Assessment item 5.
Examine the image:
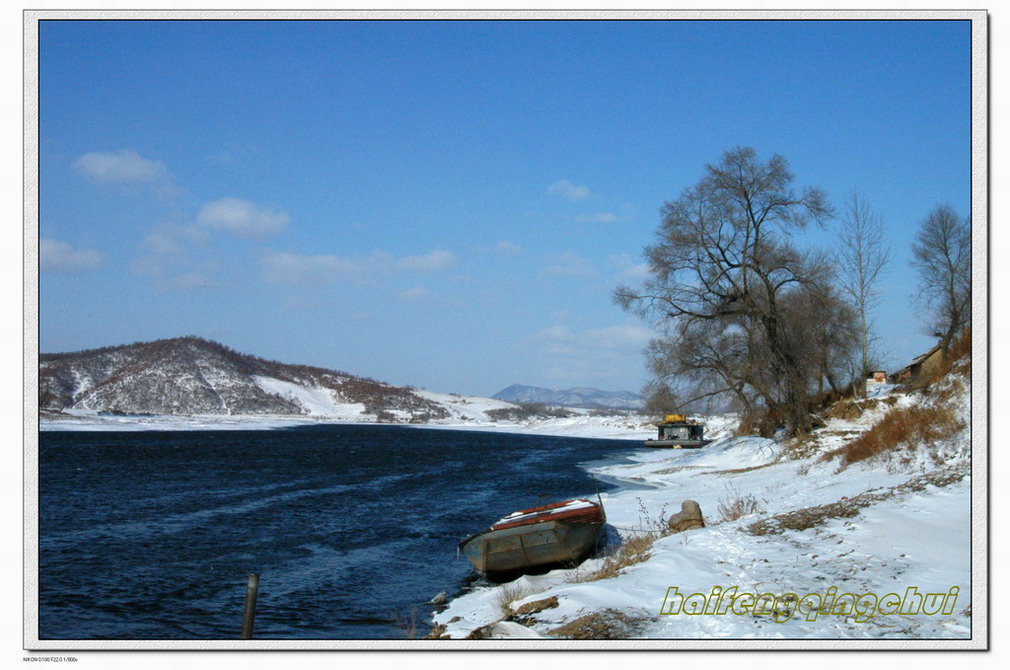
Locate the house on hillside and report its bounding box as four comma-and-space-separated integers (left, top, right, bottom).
865, 370, 888, 395
891, 343, 944, 383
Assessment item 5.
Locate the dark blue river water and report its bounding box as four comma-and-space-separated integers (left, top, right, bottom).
38, 424, 640, 640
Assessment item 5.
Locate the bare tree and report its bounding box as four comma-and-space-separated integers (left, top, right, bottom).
911, 204, 971, 360
781, 281, 861, 396
643, 316, 761, 416
615, 147, 836, 435
836, 193, 891, 394
640, 379, 681, 416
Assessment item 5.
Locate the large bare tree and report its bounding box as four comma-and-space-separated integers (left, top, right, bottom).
911, 204, 971, 360
616, 147, 839, 435
836, 193, 891, 392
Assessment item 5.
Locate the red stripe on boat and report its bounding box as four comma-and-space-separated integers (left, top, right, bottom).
490, 498, 605, 530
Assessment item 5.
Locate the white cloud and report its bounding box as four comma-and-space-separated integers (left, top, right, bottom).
398, 286, 436, 302
40, 238, 105, 273
140, 223, 208, 256
140, 231, 184, 257
531, 323, 655, 384
130, 255, 166, 276
544, 251, 597, 278
576, 212, 618, 223
397, 250, 458, 272
132, 223, 211, 277
155, 272, 216, 293
74, 150, 170, 185
259, 248, 459, 287
260, 250, 393, 286
132, 200, 284, 282
535, 324, 653, 354
548, 179, 591, 201
197, 198, 290, 241
607, 253, 651, 280
496, 240, 523, 255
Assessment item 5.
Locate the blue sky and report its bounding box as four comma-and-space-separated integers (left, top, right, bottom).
37, 19, 973, 397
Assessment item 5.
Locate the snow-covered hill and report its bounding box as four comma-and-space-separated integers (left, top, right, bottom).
40, 337, 451, 423
39, 337, 655, 433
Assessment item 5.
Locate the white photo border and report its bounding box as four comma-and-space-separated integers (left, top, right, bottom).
23, 7, 989, 652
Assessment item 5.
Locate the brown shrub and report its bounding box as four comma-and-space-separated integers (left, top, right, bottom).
547, 609, 651, 639
582, 534, 656, 582
820, 405, 963, 468
948, 327, 971, 363
494, 582, 533, 618
717, 489, 765, 522
807, 383, 861, 411
424, 623, 449, 639
513, 596, 559, 616
737, 408, 782, 437
747, 463, 968, 536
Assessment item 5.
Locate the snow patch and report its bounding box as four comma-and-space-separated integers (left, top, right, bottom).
252, 376, 343, 415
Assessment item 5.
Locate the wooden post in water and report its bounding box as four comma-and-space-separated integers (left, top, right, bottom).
240, 573, 260, 639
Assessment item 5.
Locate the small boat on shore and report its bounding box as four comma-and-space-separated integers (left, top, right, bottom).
458, 498, 606, 579
645, 414, 708, 448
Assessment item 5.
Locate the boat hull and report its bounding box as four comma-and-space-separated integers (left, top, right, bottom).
643, 438, 707, 448
460, 518, 603, 575
459, 498, 606, 577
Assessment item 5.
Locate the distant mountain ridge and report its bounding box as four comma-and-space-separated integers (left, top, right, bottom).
492, 384, 643, 410
39, 336, 450, 422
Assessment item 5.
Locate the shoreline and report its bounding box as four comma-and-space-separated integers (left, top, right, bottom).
37, 411, 657, 441
427, 393, 972, 641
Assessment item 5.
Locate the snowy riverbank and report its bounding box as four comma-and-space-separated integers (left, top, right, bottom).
37, 390, 662, 441
429, 383, 974, 644
36, 375, 977, 646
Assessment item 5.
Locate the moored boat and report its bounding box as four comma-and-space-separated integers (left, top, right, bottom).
458, 498, 606, 579
644, 414, 708, 448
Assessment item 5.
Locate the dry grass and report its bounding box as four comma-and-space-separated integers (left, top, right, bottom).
819, 405, 963, 469
395, 606, 422, 639
747, 462, 968, 536
746, 497, 864, 536
423, 622, 449, 639
928, 327, 972, 385
652, 465, 706, 475
513, 595, 559, 617
574, 533, 656, 583
568, 495, 697, 582
950, 326, 971, 358
717, 487, 765, 522
736, 408, 781, 437
702, 462, 777, 476
548, 609, 652, 639
494, 582, 533, 618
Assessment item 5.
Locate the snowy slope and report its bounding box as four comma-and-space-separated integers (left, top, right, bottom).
251, 376, 366, 418
431, 379, 974, 643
